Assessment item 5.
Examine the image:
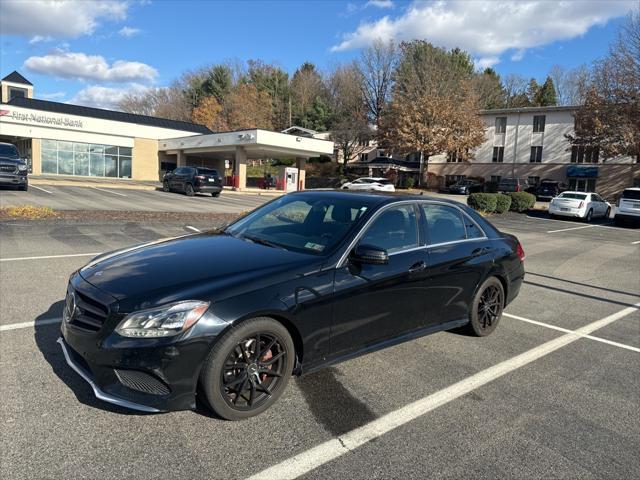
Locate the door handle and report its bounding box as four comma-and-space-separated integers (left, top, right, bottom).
408, 261, 427, 273
471, 247, 491, 257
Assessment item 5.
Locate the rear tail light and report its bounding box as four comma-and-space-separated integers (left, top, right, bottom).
516, 242, 525, 262
515, 185, 521, 192
578, 201, 584, 208
195, 175, 205, 181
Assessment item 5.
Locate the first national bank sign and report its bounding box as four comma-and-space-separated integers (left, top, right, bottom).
0, 109, 84, 128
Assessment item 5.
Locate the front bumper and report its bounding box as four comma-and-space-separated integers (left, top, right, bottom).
0, 174, 27, 185
57, 337, 161, 412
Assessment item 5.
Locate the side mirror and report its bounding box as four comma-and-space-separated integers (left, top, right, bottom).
351, 244, 389, 265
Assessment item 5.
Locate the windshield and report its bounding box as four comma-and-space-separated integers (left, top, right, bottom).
559, 193, 587, 200
0, 144, 20, 159
225, 195, 373, 255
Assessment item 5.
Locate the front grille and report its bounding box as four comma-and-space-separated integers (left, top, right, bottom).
66, 288, 109, 332
0, 164, 17, 174
114, 369, 171, 396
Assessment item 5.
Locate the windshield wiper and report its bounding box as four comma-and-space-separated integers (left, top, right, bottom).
241, 234, 286, 250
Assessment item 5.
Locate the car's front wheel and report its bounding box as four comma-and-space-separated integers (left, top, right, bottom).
163, 181, 170, 192
200, 317, 295, 420
465, 276, 504, 337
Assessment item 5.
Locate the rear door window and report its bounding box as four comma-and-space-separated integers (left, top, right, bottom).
421, 204, 467, 244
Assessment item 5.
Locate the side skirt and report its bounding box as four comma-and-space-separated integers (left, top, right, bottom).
299, 318, 469, 376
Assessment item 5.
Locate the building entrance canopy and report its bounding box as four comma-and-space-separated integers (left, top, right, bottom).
159, 129, 333, 190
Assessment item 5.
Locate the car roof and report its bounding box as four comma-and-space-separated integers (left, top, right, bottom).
623, 187, 640, 191
290, 189, 468, 208
559, 191, 590, 195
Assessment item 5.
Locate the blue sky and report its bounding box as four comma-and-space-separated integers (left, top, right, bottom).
0, 0, 635, 109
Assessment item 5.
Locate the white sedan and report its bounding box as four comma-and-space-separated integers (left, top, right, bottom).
549, 191, 611, 222
342, 177, 395, 192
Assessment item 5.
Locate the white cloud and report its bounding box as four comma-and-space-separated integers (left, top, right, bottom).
366, 0, 394, 8
510, 49, 525, 62
118, 26, 140, 37
70, 84, 149, 110
39, 91, 67, 100
24, 50, 158, 83
0, 0, 128, 39
331, 0, 636, 66
476, 56, 500, 70
29, 35, 53, 45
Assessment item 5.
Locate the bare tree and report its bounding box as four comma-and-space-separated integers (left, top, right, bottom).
117, 84, 192, 121
357, 39, 398, 129
549, 64, 592, 106
503, 74, 530, 107
328, 64, 372, 171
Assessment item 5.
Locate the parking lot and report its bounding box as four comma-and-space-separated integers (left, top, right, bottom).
0, 184, 271, 214
0, 192, 639, 479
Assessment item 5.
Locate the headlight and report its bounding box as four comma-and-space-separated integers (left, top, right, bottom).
115, 300, 210, 338
18, 164, 28, 172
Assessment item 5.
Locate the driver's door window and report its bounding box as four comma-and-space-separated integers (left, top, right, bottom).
359, 204, 418, 254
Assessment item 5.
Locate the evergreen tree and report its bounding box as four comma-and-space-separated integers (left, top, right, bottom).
526, 78, 540, 105
535, 76, 558, 106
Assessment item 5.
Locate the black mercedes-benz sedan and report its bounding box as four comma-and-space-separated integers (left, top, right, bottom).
59, 191, 525, 420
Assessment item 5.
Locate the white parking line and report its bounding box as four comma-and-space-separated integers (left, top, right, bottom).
0, 318, 61, 332
30, 184, 53, 194
246, 303, 639, 480
547, 224, 599, 233
185, 225, 201, 233
0, 252, 100, 262
630, 240, 640, 245
92, 186, 127, 197
504, 312, 640, 353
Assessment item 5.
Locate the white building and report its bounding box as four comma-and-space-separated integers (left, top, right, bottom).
0, 71, 333, 190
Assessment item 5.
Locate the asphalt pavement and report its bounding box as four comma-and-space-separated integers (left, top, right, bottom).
0, 200, 639, 479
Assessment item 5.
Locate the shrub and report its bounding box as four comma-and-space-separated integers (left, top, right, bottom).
508, 192, 536, 212
405, 177, 415, 189
495, 194, 512, 214
467, 193, 497, 213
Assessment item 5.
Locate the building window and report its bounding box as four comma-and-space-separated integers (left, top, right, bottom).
571, 145, 599, 163
533, 115, 546, 133
528, 176, 540, 187
568, 178, 597, 192
359, 153, 368, 162
445, 175, 466, 186
8, 87, 27, 101
492, 146, 504, 163
495, 117, 507, 134
530, 146, 543, 163
41, 139, 132, 178
447, 151, 463, 163
490, 175, 501, 183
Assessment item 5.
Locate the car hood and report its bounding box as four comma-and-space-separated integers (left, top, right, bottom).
0, 157, 22, 164
79, 232, 319, 307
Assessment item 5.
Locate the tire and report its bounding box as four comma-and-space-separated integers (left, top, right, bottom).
163, 181, 170, 192
211, 192, 220, 197
19, 181, 28, 191
200, 317, 295, 421
615, 217, 625, 227
185, 183, 195, 196
464, 276, 505, 337
585, 209, 593, 223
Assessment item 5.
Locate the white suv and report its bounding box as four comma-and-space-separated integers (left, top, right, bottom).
549, 191, 611, 222
615, 188, 640, 226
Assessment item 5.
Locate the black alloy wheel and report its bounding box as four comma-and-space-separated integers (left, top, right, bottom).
212, 192, 220, 197
163, 181, 170, 192
185, 183, 195, 196
200, 317, 294, 420
465, 276, 504, 337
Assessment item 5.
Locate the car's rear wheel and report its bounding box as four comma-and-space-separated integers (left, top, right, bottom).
212, 192, 220, 197
465, 277, 504, 337
200, 317, 295, 420
162, 181, 170, 192
585, 208, 593, 222
185, 183, 195, 196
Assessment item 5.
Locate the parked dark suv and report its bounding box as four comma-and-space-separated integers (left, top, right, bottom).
498, 177, 529, 193
448, 179, 484, 194
0, 142, 29, 191
162, 167, 223, 197
535, 180, 567, 201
